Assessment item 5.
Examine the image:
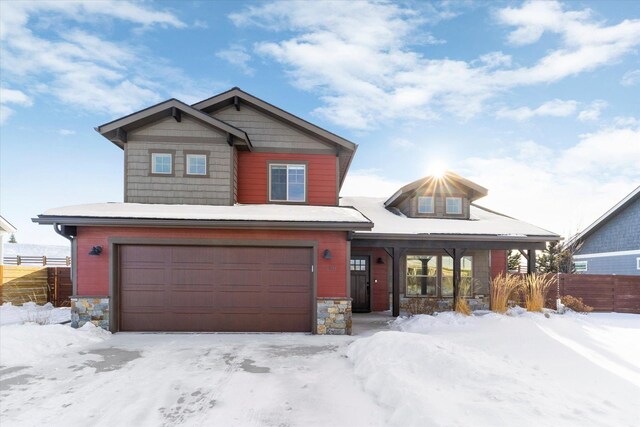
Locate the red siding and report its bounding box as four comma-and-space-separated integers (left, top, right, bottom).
491, 250, 507, 278
237, 152, 337, 205
76, 227, 348, 298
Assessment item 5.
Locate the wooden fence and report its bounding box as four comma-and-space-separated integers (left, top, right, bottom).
0, 265, 72, 307
558, 274, 640, 313
3, 255, 71, 266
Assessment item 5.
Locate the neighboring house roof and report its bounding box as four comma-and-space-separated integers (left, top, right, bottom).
340, 197, 560, 242
565, 185, 640, 249
385, 171, 489, 207
3, 243, 70, 258
0, 215, 17, 234
33, 203, 373, 231
95, 98, 252, 150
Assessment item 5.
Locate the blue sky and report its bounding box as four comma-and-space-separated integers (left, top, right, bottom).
1, 0, 639, 245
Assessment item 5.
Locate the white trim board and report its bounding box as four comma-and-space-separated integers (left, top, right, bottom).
573, 249, 640, 259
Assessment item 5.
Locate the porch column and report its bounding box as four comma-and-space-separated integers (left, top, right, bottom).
527, 249, 536, 274
452, 249, 461, 309
392, 246, 401, 317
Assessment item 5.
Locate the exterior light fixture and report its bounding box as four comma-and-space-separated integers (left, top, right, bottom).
323, 249, 332, 260
377, 257, 385, 264
88, 246, 103, 256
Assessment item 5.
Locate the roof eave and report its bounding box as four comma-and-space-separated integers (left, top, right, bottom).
352, 232, 561, 243
32, 216, 373, 231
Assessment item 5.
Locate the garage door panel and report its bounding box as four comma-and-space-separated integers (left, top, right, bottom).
119, 245, 313, 332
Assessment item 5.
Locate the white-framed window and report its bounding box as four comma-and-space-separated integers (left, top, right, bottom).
269, 164, 306, 202
186, 154, 207, 176
636, 257, 640, 270
151, 153, 172, 174
418, 196, 434, 214
445, 197, 462, 214
574, 261, 588, 272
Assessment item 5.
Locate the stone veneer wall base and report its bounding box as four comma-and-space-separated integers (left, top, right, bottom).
316, 298, 352, 335
71, 296, 110, 330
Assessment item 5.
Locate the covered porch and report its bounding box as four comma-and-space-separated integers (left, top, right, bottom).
351, 236, 545, 317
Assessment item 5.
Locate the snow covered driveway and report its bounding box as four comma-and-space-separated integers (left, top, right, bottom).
1, 310, 639, 427
0, 317, 388, 427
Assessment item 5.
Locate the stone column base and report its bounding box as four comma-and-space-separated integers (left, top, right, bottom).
316, 298, 352, 335
71, 296, 110, 330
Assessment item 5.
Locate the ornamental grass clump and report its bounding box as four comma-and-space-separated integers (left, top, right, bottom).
521, 274, 556, 312
454, 279, 473, 316
490, 273, 521, 313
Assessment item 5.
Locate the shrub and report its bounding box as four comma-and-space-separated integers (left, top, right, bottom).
561, 295, 593, 313
490, 273, 521, 313
454, 298, 472, 316
520, 274, 556, 312
401, 297, 438, 315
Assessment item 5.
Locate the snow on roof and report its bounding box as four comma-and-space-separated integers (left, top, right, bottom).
37, 202, 372, 225
340, 197, 559, 239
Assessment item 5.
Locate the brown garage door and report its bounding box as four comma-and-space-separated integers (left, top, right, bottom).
119, 245, 313, 332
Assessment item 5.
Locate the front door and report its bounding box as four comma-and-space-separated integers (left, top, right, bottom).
350, 256, 370, 312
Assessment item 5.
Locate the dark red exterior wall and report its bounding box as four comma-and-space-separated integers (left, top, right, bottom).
76, 227, 347, 298
491, 250, 507, 278
237, 152, 337, 205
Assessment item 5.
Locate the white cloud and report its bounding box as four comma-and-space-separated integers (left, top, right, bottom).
340, 169, 405, 197
216, 45, 255, 76
613, 116, 639, 127
0, 1, 212, 122
577, 100, 607, 122
496, 99, 577, 121
58, 129, 76, 136
460, 125, 640, 238
390, 138, 417, 149
229, 1, 640, 130
0, 87, 32, 125
621, 69, 640, 86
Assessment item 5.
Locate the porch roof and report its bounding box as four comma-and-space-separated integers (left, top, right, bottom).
340, 197, 560, 243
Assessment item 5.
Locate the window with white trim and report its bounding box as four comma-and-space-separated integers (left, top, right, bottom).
418, 196, 434, 214
445, 197, 462, 214
186, 154, 207, 176
269, 164, 306, 202
151, 153, 172, 174
574, 261, 588, 272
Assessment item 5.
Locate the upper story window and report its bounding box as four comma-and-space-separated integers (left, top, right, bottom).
445, 197, 462, 214
269, 163, 306, 202
186, 154, 207, 176
574, 261, 588, 272
418, 196, 434, 214
151, 152, 172, 175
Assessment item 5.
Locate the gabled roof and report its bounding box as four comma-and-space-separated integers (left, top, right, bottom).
192, 87, 357, 152
341, 197, 560, 242
565, 185, 640, 249
0, 215, 17, 234
96, 98, 252, 150
385, 171, 489, 207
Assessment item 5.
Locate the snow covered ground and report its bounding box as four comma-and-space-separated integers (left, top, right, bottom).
0, 302, 71, 326
1, 307, 638, 427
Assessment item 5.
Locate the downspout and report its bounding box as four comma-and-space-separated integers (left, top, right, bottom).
54, 223, 77, 296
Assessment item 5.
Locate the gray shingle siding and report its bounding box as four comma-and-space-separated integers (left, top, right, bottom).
574, 254, 640, 276
575, 197, 640, 254
125, 116, 233, 205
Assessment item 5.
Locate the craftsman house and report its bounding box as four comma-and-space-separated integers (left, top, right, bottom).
566, 185, 640, 275
34, 87, 559, 334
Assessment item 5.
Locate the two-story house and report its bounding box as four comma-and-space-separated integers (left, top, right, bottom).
34, 88, 559, 334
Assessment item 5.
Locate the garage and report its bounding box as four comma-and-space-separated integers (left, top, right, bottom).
118, 245, 313, 332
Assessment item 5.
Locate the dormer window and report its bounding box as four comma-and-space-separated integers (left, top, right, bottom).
151, 152, 173, 175
269, 163, 306, 202
446, 197, 462, 214
418, 196, 434, 214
